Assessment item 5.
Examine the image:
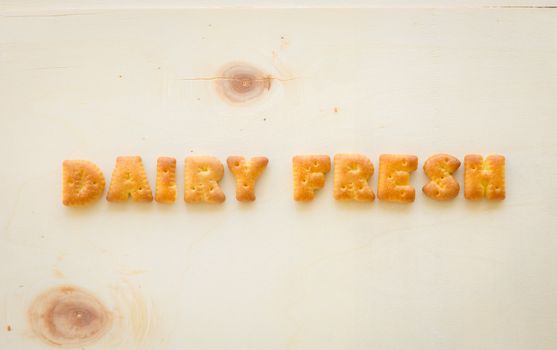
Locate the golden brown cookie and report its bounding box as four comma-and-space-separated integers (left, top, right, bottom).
106, 156, 153, 202
333, 154, 375, 201
377, 154, 418, 203
184, 156, 225, 204
292, 155, 331, 201
155, 157, 176, 204
422, 154, 461, 201
464, 154, 505, 200
62, 160, 105, 206
227, 156, 269, 202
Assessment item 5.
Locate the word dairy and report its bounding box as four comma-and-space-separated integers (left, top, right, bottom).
62, 153, 505, 206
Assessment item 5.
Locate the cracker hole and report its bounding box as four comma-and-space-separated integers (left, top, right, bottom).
234, 162, 240, 167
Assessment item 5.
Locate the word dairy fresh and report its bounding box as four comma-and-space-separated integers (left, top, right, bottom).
62, 153, 505, 206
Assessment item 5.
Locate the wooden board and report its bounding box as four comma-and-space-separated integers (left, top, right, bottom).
1, 2, 556, 349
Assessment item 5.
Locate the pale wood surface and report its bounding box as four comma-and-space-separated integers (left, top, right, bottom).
1, 4, 556, 350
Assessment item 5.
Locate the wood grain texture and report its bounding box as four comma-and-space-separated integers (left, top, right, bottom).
0, 5, 556, 350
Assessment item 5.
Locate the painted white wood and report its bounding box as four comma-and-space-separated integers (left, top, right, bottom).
1, 5, 556, 350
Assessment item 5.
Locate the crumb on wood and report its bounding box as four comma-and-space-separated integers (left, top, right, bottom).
6, 325, 11, 332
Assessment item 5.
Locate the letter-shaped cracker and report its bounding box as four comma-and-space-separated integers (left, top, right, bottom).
184, 156, 225, 203
227, 156, 268, 202
422, 154, 461, 201
292, 155, 331, 201
156, 157, 176, 203
333, 154, 375, 201
377, 154, 418, 203
464, 154, 505, 200
62, 160, 105, 206
106, 156, 153, 202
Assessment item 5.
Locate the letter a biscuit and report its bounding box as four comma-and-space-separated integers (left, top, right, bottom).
107, 156, 153, 202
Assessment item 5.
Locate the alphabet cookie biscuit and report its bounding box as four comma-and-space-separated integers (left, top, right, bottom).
62, 160, 105, 206
292, 155, 331, 201
422, 154, 461, 201
184, 156, 225, 203
333, 154, 375, 201
227, 156, 268, 202
155, 157, 177, 203
106, 156, 153, 202
377, 154, 418, 203
464, 154, 505, 200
